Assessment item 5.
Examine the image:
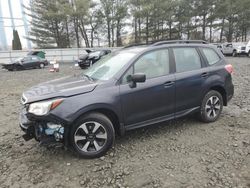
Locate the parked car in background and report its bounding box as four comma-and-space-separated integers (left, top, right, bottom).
212, 42, 248, 57
78, 49, 111, 69
234, 43, 247, 56
2, 56, 48, 71
221, 43, 237, 56
19, 40, 234, 158
246, 40, 250, 57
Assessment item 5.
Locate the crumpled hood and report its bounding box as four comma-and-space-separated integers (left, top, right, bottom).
22, 75, 98, 104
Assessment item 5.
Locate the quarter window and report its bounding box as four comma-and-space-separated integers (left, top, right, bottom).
173, 48, 201, 73
202, 48, 220, 65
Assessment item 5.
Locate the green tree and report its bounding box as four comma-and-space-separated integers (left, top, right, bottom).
12, 30, 22, 50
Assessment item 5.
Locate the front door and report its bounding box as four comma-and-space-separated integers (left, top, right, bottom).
119, 49, 175, 127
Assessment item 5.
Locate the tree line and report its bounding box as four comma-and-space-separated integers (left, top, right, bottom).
27, 0, 250, 48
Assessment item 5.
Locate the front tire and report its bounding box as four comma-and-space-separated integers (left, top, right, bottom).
199, 90, 223, 123
232, 51, 237, 57
69, 113, 115, 158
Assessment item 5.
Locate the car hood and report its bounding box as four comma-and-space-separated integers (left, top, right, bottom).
3, 61, 20, 65
22, 75, 98, 104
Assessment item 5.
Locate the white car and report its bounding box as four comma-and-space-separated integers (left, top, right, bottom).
233, 43, 248, 56
212, 43, 237, 56
246, 40, 250, 57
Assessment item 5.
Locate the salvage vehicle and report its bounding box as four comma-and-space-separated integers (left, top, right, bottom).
20, 40, 234, 158
78, 49, 111, 69
2, 56, 48, 71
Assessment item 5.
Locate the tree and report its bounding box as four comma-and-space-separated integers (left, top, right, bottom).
12, 30, 22, 50
27, 0, 71, 48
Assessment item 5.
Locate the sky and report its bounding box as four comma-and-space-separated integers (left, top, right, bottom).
0, 0, 30, 49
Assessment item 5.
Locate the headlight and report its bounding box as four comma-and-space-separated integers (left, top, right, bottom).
28, 98, 64, 116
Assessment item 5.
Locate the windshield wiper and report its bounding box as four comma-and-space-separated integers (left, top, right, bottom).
82, 74, 94, 81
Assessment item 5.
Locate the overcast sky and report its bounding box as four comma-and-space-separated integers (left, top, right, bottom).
0, 0, 30, 49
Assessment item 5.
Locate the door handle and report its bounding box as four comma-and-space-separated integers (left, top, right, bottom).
201, 72, 209, 78
164, 81, 175, 88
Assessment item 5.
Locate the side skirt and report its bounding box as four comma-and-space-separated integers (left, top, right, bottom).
124, 107, 200, 131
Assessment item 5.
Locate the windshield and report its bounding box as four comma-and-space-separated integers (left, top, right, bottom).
83, 52, 136, 81
89, 51, 101, 58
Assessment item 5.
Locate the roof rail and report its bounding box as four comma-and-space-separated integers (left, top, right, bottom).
151, 40, 208, 46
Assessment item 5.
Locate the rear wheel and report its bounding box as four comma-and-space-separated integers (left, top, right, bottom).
39, 63, 45, 69
199, 90, 223, 123
248, 51, 250, 57
69, 113, 115, 158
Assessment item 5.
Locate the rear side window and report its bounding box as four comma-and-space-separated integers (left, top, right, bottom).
173, 48, 201, 73
201, 48, 220, 65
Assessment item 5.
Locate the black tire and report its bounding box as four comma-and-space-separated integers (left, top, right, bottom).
232, 51, 237, 57
199, 90, 223, 123
69, 112, 115, 158
248, 51, 250, 58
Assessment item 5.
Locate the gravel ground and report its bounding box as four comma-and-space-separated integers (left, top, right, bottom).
0, 58, 249, 188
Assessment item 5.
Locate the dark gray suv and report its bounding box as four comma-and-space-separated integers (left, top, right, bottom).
20, 40, 234, 158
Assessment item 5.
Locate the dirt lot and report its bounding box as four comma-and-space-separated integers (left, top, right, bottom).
0, 58, 249, 188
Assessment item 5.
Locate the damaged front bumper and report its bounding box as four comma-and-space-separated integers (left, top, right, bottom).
19, 107, 65, 145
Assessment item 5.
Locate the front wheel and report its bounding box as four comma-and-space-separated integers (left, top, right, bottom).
232, 51, 237, 57
69, 113, 115, 158
199, 90, 223, 123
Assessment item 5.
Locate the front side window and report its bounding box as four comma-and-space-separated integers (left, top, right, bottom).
173, 48, 201, 73
201, 48, 220, 65
32, 56, 39, 60
134, 49, 170, 79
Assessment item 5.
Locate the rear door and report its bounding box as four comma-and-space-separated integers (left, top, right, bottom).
172, 47, 209, 115
120, 48, 175, 127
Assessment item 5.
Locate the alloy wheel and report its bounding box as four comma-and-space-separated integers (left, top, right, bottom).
74, 121, 108, 152
205, 96, 221, 118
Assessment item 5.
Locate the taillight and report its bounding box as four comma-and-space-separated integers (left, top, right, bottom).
225, 64, 233, 74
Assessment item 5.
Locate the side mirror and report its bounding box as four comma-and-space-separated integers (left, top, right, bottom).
127, 73, 146, 88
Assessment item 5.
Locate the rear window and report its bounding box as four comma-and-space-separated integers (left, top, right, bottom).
201, 48, 220, 65
173, 48, 201, 73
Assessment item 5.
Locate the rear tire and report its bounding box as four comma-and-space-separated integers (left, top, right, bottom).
199, 90, 223, 123
69, 112, 115, 158
39, 63, 45, 69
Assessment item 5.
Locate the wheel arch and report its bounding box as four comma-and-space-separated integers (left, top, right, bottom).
209, 85, 227, 106
69, 105, 124, 136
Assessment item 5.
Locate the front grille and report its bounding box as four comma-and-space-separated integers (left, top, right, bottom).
241, 47, 246, 50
